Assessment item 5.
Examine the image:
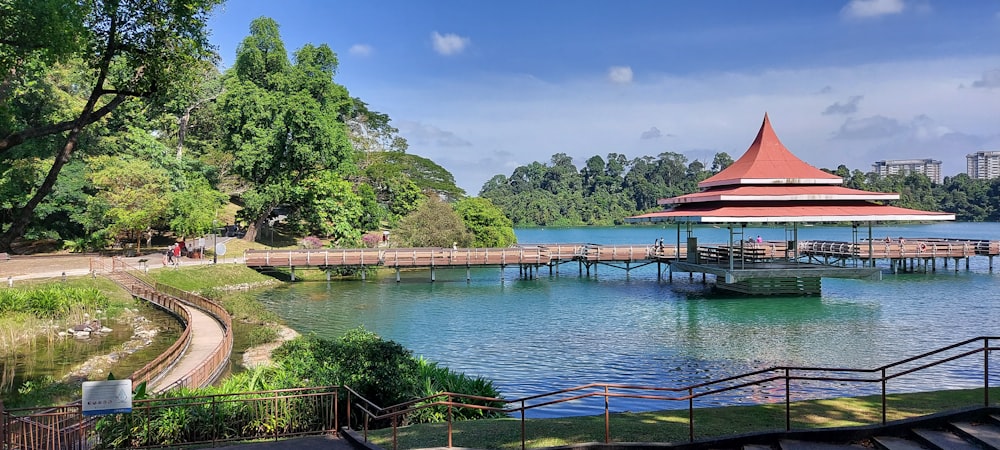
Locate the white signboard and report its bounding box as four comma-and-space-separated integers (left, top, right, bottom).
82, 380, 133, 416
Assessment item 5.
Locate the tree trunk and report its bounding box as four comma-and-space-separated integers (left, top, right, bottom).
0, 126, 83, 252
176, 105, 192, 160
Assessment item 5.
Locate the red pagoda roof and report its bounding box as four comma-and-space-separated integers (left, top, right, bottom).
698, 114, 842, 188
626, 113, 955, 224
661, 185, 899, 205
630, 202, 954, 223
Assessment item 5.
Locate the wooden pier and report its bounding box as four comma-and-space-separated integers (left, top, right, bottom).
243, 236, 999, 285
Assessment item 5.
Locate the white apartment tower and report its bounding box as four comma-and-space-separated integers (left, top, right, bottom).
872, 159, 943, 184
966, 151, 1000, 180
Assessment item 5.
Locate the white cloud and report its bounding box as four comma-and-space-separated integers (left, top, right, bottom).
971, 68, 1000, 89
431, 31, 470, 56
832, 115, 906, 139
397, 120, 472, 147
822, 95, 864, 115
608, 66, 633, 84
349, 44, 373, 57
640, 127, 662, 140
841, 0, 905, 19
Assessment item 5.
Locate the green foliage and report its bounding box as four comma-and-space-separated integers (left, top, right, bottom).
481, 151, 1000, 226
408, 356, 505, 425
0, 285, 108, 317
219, 17, 355, 241
271, 328, 418, 407
85, 155, 171, 246
92, 326, 504, 446
393, 196, 473, 247
0, 0, 223, 249
455, 197, 516, 247
290, 172, 365, 245
168, 175, 228, 237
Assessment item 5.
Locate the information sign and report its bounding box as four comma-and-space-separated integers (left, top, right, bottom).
82, 380, 133, 416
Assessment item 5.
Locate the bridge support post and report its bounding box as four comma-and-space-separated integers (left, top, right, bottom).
501, 264, 505, 281
326, 270, 331, 281
290, 267, 295, 281
954, 258, 960, 272
467, 267, 471, 282
361, 266, 366, 280
931, 258, 936, 272
431, 267, 436, 282
396, 267, 401, 282
990, 256, 994, 272
966, 257, 970, 270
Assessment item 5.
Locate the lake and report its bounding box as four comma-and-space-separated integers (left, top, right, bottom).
256, 222, 1000, 417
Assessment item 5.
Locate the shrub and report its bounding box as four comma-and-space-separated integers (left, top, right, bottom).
299, 236, 323, 249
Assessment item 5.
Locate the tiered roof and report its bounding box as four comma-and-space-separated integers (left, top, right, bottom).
629, 114, 954, 223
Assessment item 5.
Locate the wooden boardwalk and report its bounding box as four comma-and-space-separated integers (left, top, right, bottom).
244, 236, 1000, 278
244, 244, 679, 269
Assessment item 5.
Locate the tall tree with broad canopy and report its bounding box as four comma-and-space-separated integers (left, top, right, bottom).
219, 17, 354, 242
0, 0, 221, 252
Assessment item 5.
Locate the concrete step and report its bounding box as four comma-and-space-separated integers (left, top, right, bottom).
951, 421, 1000, 449
912, 428, 979, 450
778, 439, 866, 450
871, 435, 929, 450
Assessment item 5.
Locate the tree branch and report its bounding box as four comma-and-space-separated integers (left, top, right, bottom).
0, 94, 127, 154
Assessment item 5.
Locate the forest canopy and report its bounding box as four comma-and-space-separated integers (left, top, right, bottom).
479, 153, 1000, 227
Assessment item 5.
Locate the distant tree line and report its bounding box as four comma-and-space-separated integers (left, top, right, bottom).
480, 154, 1000, 226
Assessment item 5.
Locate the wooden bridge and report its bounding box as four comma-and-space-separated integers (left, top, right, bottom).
244, 236, 1000, 283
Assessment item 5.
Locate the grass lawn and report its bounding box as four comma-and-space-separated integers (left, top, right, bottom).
366, 387, 999, 449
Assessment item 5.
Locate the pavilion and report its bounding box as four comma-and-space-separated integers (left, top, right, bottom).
627, 114, 954, 295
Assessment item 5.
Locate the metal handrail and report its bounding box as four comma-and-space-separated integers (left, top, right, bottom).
347, 336, 997, 449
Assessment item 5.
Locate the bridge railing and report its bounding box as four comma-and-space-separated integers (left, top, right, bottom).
152, 282, 233, 392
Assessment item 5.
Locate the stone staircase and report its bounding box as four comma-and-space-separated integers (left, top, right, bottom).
734, 412, 1000, 450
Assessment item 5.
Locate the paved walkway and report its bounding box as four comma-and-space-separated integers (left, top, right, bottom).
149, 302, 227, 392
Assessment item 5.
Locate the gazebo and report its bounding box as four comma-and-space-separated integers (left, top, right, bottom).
627, 114, 954, 295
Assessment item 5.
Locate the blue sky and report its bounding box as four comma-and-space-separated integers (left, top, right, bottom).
208, 0, 1000, 194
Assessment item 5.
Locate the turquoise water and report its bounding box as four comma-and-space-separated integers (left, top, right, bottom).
257, 222, 1000, 417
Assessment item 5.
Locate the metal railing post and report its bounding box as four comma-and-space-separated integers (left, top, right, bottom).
881, 368, 887, 424
604, 385, 610, 444
392, 415, 398, 450
521, 400, 526, 450
785, 368, 791, 431
688, 387, 694, 442
986, 338, 991, 407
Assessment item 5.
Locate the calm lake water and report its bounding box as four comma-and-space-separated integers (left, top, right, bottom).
257, 222, 1000, 417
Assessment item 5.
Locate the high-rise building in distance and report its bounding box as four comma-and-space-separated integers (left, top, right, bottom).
966, 150, 1000, 180
872, 159, 943, 184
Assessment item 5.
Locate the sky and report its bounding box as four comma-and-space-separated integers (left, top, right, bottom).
207, 0, 1000, 195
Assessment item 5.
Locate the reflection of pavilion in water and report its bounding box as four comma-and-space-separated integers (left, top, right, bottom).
628, 114, 954, 295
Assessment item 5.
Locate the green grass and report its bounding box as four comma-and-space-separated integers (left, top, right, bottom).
149, 264, 274, 293
366, 387, 999, 449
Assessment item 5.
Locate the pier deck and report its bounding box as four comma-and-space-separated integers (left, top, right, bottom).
243, 236, 999, 284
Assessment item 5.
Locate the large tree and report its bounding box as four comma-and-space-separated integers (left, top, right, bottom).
219, 17, 354, 242
0, 0, 221, 251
